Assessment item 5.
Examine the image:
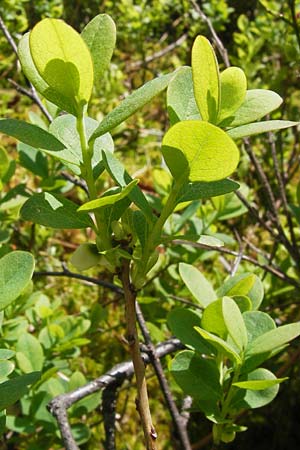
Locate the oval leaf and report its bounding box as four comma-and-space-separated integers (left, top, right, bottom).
201, 299, 227, 339
20, 192, 93, 229
243, 311, 276, 344
217, 273, 264, 310
227, 120, 299, 140
0, 372, 40, 411
222, 296, 248, 351
16, 333, 44, 373
233, 377, 288, 390
217, 67, 247, 124
30, 18, 94, 116
192, 35, 220, 123
0, 251, 35, 311
194, 326, 241, 364
246, 322, 300, 356
162, 120, 239, 182
178, 179, 240, 203
81, 14, 116, 82
179, 262, 217, 307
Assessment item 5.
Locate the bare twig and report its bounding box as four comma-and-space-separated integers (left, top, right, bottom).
0, 14, 53, 122
288, 0, 300, 52
102, 380, 123, 450
48, 339, 183, 450
119, 260, 157, 450
189, 0, 230, 67
136, 303, 192, 450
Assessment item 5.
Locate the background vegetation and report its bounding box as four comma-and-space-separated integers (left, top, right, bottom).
0, 1, 300, 449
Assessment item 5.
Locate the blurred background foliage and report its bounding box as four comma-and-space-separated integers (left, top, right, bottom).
1, 1, 300, 449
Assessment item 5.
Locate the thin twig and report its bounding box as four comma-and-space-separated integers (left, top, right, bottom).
119, 260, 157, 450
136, 303, 192, 450
48, 339, 183, 450
288, 0, 300, 52
189, 0, 230, 67
102, 380, 122, 450
0, 14, 53, 122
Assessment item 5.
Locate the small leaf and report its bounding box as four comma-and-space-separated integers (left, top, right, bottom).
0, 146, 9, 179
227, 120, 299, 140
217, 273, 264, 310
16, 333, 44, 373
233, 377, 288, 390
167, 66, 200, 125
78, 179, 139, 211
162, 121, 239, 182
243, 311, 276, 344
246, 322, 300, 356
90, 72, 174, 140
0, 372, 40, 411
0, 119, 65, 151
20, 192, 93, 229
222, 296, 248, 351
18, 143, 48, 178
81, 14, 116, 82
170, 350, 221, 401
133, 211, 148, 249
192, 35, 220, 123
201, 299, 227, 340
198, 235, 224, 247
217, 67, 247, 124
167, 308, 215, 354
30, 18, 94, 116
194, 327, 242, 364
179, 263, 217, 307
0, 350, 15, 360
222, 89, 283, 127
0, 361, 15, 380
0, 251, 35, 311
177, 179, 240, 203
70, 243, 101, 271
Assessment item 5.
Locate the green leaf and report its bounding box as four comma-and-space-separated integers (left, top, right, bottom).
81, 14, 116, 82
177, 179, 240, 203
0, 119, 65, 151
167, 66, 200, 125
217, 67, 247, 124
20, 192, 93, 229
0, 350, 15, 360
0, 372, 40, 411
16, 333, 44, 373
194, 327, 242, 364
227, 120, 298, 140
243, 311, 276, 344
201, 299, 227, 340
30, 18, 94, 116
170, 350, 221, 401
0, 360, 15, 380
222, 297, 248, 351
70, 243, 101, 271
162, 121, 239, 182
49, 114, 114, 174
18, 143, 48, 178
233, 377, 288, 390
222, 89, 283, 127
217, 273, 264, 310
78, 179, 139, 211
179, 263, 217, 307
0, 251, 34, 311
231, 368, 280, 409
167, 308, 215, 354
90, 72, 174, 140
102, 150, 154, 222
192, 35, 220, 123
132, 211, 148, 249
198, 235, 224, 247
246, 322, 300, 356
18, 33, 78, 115
0, 146, 9, 179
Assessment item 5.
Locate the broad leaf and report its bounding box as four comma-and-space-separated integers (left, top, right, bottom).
20, 192, 93, 229
201, 299, 227, 340
0, 372, 40, 411
179, 263, 217, 307
246, 322, 300, 356
167, 66, 200, 125
222, 297, 248, 351
162, 121, 239, 182
78, 179, 139, 211
90, 72, 174, 140
0, 350, 15, 360
18, 143, 49, 178
81, 14, 116, 82
167, 308, 215, 354
30, 18, 94, 116
16, 333, 44, 373
192, 35, 220, 123
170, 350, 221, 401
194, 327, 242, 364
0, 251, 34, 311
0, 361, 15, 380
177, 179, 240, 203
70, 243, 101, 271
217, 67, 247, 124
227, 120, 298, 140
18, 33, 77, 115
0, 119, 65, 151
243, 311, 276, 344
222, 89, 283, 127
217, 273, 264, 310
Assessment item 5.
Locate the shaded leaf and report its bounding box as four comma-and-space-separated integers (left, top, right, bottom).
194, 327, 242, 364
177, 179, 240, 203
0, 372, 40, 411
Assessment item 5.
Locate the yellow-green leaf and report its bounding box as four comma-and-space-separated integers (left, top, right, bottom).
217, 67, 247, 124
192, 36, 220, 123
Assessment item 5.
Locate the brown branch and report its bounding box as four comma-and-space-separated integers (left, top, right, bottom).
119, 260, 157, 450
136, 303, 192, 450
